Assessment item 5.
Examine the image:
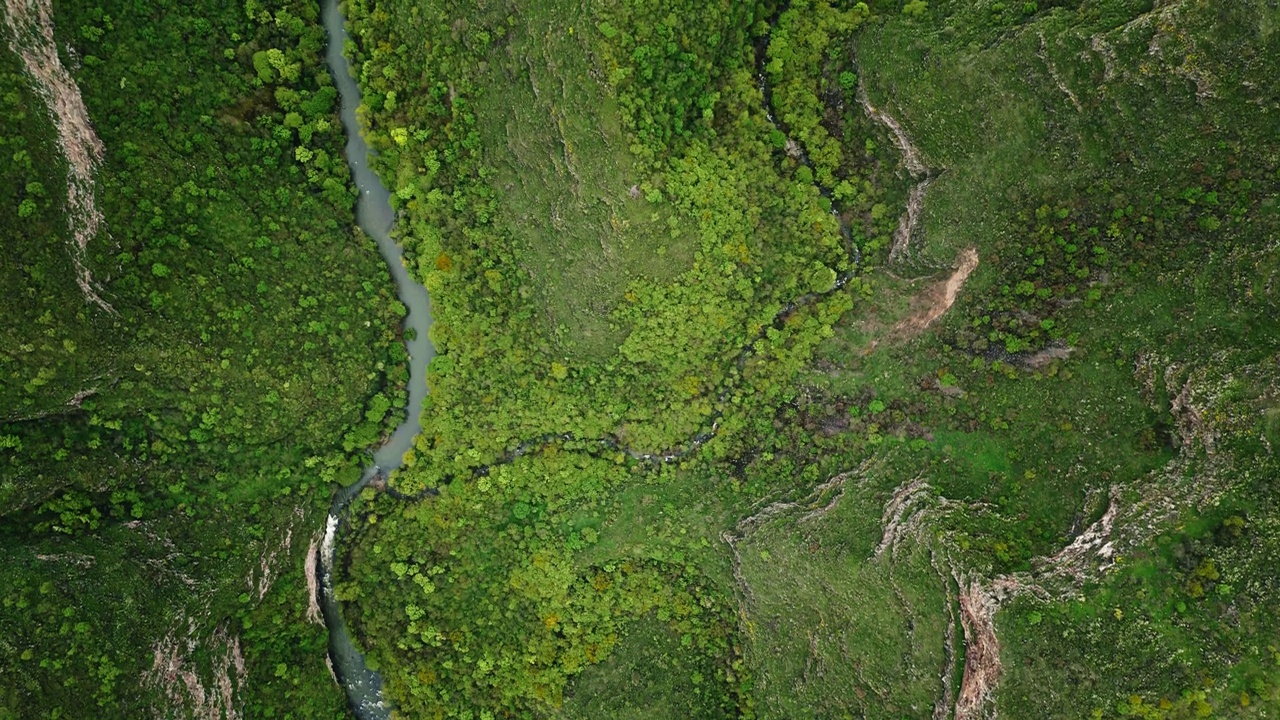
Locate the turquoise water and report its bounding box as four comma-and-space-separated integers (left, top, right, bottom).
317, 0, 436, 716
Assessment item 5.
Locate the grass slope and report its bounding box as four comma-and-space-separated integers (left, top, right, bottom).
475, 0, 689, 359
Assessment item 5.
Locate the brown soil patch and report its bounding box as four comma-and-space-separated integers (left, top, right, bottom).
892, 247, 979, 338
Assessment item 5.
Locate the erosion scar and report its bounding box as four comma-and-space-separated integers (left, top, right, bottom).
5, 0, 111, 311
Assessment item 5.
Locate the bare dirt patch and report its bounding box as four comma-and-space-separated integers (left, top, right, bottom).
4, 0, 111, 311
892, 247, 979, 339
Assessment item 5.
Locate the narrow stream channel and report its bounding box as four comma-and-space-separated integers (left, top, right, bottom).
308, 2, 927, 715
318, 0, 435, 716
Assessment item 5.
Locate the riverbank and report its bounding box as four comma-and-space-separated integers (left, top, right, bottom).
316, 0, 437, 715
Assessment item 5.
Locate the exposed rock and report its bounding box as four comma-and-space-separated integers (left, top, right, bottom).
4, 0, 111, 311
857, 80, 938, 263
1020, 344, 1074, 370
954, 577, 1003, 720
147, 619, 246, 720
304, 531, 324, 626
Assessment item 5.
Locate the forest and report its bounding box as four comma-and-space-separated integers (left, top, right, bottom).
3, 0, 1279, 719
1, 0, 404, 716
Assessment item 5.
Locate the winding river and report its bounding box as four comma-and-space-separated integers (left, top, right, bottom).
318, 0, 433, 716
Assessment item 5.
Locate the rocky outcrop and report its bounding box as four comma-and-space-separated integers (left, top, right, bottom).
4, 0, 111, 311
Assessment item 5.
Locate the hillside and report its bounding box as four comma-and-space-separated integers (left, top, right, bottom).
2, 0, 1278, 719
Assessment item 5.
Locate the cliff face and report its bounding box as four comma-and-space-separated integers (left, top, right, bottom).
4, 0, 109, 310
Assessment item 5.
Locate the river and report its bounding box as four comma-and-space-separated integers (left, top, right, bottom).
317, 0, 436, 716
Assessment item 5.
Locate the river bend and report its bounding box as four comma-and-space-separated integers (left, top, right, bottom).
317, 0, 435, 716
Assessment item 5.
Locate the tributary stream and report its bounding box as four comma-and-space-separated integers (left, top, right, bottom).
311, 2, 930, 715
318, 0, 434, 716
